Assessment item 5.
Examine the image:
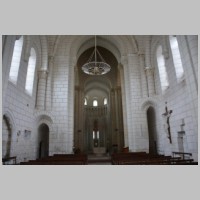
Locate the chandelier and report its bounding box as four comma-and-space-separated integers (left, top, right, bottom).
82, 36, 111, 75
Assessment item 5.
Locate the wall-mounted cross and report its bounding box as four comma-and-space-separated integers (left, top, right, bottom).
162, 102, 173, 143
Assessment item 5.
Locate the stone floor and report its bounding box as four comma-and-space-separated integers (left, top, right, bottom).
87, 154, 112, 165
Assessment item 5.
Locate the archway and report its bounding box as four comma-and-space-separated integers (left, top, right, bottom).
2, 115, 12, 158
74, 45, 124, 154
37, 123, 49, 158
147, 107, 157, 155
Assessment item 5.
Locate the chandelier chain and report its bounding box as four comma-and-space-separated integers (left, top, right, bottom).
81, 35, 111, 75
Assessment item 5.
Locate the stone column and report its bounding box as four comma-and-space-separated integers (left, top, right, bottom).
78, 87, 84, 151
74, 86, 79, 148
120, 56, 131, 148
138, 54, 148, 97
66, 58, 76, 153
145, 67, 155, 97
36, 69, 48, 110
115, 86, 124, 151
45, 56, 54, 110
162, 35, 169, 59
110, 88, 117, 145
144, 36, 156, 97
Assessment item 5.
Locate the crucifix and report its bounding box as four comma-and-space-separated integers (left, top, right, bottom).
162, 102, 173, 143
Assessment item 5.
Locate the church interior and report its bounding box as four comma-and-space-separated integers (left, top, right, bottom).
2, 35, 198, 165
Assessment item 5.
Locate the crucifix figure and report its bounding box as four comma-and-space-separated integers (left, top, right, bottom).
162, 102, 173, 143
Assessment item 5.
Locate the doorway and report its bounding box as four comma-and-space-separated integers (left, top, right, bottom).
147, 107, 157, 155
2, 115, 12, 158
38, 123, 49, 158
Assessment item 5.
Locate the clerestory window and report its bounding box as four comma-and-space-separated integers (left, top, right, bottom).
169, 35, 184, 82
156, 45, 169, 91
9, 36, 23, 84
25, 48, 36, 95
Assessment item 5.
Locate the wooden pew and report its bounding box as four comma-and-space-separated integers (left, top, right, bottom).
111, 152, 197, 165
20, 154, 88, 165
111, 152, 148, 164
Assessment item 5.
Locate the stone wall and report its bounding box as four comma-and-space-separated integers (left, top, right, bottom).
2, 35, 198, 163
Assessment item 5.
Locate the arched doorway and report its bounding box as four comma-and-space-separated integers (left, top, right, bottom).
2, 115, 12, 158
147, 107, 157, 155
38, 123, 49, 158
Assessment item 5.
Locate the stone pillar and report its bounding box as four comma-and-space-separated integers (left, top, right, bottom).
66, 58, 76, 153
74, 86, 79, 148
115, 86, 124, 151
127, 54, 142, 151
120, 56, 131, 148
36, 69, 48, 110
45, 56, 54, 110
75, 86, 84, 152
138, 54, 148, 97
110, 88, 117, 145
162, 35, 169, 59
144, 36, 156, 97
145, 67, 155, 96
113, 87, 119, 151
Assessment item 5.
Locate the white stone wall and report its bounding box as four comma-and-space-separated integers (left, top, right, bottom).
50, 55, 71, 154
2, 35, 198, 163
2, 36, 41, 163
147, 36, 198, 160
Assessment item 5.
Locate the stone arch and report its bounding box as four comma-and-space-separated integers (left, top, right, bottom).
37, 123, 50, 158
71, 35, 137, 58
84, 76, 112, 92
150, 37, 167, 94
140, 99, 159, 154
76, 37, 121, 62
34, 114, 53, 158
53, 35, 138, 62
141, 99, 157, 112
52, 36, 138, 152
34, 112, 54, 125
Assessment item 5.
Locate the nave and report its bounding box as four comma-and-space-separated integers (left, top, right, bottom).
2, 35, 198, 165
4, 151, 197, 165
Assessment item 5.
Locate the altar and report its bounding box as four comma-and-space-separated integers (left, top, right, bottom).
93, 147, 106, 156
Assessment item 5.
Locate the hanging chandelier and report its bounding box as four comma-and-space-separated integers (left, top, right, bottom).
82, 36, 111, 75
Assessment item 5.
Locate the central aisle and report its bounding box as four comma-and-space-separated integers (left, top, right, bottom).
87, 154, 112, 165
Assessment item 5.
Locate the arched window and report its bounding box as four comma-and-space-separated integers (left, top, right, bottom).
25, 48, 36, 95
84, 98, 87, 105
169, 35, 184, 81
93, 99, 98, 107
156, 45, 169, 91
9, 36, 23, 84
103, 98, 107, 105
